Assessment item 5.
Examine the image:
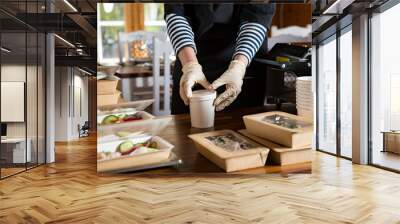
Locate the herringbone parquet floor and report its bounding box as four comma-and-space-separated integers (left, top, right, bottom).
1, 135, 400, 224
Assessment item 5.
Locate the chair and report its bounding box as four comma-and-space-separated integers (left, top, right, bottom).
78, 121, 90, 138
117, 31, 173, 116
152, 38, 173, 116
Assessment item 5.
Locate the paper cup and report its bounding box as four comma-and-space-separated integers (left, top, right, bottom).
189, 90, 217, 128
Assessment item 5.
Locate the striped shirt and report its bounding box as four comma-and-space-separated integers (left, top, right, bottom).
165, 14, 197, 54
165, 13, 266, 63
233, 22, 267, 64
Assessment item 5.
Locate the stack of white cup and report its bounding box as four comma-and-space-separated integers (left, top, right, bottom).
296, 76, 314, 120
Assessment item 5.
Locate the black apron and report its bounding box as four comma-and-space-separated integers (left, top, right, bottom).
171, 4, 268, 114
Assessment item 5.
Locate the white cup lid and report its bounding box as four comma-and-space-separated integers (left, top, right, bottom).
191, 90, 216, 101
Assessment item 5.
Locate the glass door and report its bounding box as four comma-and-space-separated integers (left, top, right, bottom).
27, 29, 38, 170
1, 28, 28, 178
317, 35, 337, 154
316, 25, 353, 159
38, 32, 46, 166
0, 0, 47, 179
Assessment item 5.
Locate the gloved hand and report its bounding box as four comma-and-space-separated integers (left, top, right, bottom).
209, 60, 247, 111
180, 62, 210, 105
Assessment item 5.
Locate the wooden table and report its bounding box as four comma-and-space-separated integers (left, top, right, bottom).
113, 107, 312, 175
103, 65, 153, 103
115, 65, 153, 78
1, 138, 32, 164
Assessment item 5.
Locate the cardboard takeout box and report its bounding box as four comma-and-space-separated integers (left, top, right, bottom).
189, 130, 270, 172
97, 91, 121, 106
97, 80, 119, 95
243, 111, 313, 148
238, 129, 313, 165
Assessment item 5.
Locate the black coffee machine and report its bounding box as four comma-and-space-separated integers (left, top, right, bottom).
255, 43, 312, 112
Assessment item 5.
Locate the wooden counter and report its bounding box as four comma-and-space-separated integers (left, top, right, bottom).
119, 107, 312, 175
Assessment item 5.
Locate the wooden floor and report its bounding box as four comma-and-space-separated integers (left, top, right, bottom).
1, 167, 25, 178
1, 163, 46, 179
1, 135, 400, 224
372, 150, 400, 171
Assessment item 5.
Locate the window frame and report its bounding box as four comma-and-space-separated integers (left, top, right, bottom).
314, 0, 400, 173
314, 22, 353, 161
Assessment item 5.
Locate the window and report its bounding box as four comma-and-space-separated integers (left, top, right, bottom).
144, 4, 166, 32
317, 36, 337, 155
339, 28, 352, 158
97, 3, 125, 64
97, 3, 166, 64
370, 2, 400, 171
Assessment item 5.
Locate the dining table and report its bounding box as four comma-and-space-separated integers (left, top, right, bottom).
100, 106, 313, 176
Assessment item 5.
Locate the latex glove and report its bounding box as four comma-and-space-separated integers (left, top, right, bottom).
209, 60, 247, 111
180, 62, 210, 105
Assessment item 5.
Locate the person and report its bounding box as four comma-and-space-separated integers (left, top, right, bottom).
164, 3, 276, 114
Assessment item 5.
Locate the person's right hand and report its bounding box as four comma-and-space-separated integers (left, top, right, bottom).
180, 62, 210, 105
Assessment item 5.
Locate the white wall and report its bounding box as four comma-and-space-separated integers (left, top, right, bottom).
54, 67, 89, 141
1, 64, 46, 164
71, 73, 89, 138
54, 66, 70, 141
1, 65, 26, 138
1, 65, 43, 139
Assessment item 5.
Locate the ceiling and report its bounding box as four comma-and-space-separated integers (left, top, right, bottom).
0, 0, 97, 73
312, 0, 390, 43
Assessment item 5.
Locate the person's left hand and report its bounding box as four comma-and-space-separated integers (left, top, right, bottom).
208, 60, 247, 111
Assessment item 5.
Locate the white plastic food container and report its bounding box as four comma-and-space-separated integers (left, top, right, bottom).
97, 99, 171, 141
97, 135, 174, 172
97, 99, 154, 114
97, 111, 155, 126
189, 90, 216, 128
97, 116, 172, 143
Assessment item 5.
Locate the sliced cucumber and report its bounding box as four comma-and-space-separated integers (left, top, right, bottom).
117, 140, 136, 155
101, 115, 119, 125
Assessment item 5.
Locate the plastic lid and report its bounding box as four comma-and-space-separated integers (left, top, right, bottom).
98, 99, 154, 115
191, 90, 216, 101
297, 76, 312, 82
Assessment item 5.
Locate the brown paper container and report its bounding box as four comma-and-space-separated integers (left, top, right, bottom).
97, 80, 119, 95
189, 130, 270, 172
97, 91, 121, 106
238, 129, 313, 165
243, 111, 313, 148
